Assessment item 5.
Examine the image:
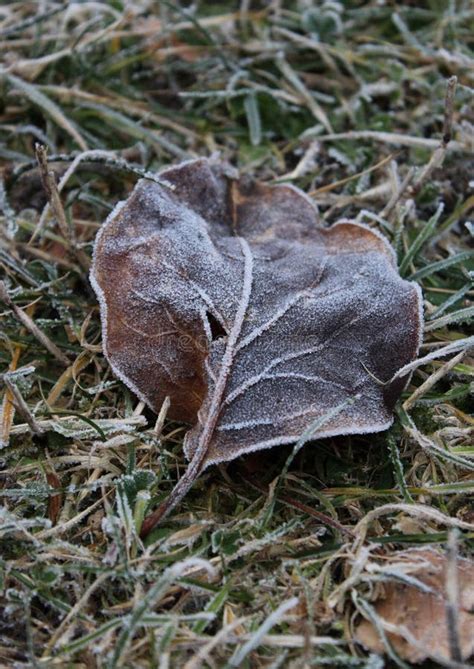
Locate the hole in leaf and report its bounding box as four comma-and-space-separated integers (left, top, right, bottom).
206, 311, 227, 341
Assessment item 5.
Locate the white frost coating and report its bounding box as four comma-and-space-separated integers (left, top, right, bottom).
414, 280, 425, 354
285, 181, 321, 213
200, 305, 213, 344
259, 370, 347, 390
225, 293, 382, 407
220, 404, 341, 431
225, 357, 350, 406
333, 217, 398, 267
236, 289, 310, 351
393, 333, 474, 380
224, 345, 331, 405
90, 197, 177, 412
190, 279, 227, 327
202, 418, 395, 467
159, 156, 208, 177
198, 237, 254, 432
204, 357, 217, 384
228, 596, 299, 667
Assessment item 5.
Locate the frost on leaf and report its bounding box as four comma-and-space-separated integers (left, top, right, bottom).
355, 548, 474, 663
91, 158, 422, 527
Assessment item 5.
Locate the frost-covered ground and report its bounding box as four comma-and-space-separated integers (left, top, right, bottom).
0, 2, 473, 667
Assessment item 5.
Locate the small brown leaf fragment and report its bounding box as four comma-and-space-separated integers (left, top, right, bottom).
0, 346, 22, 449
355, 548, 474, 663
91, 158, 422, 527
46, 471, 63, 526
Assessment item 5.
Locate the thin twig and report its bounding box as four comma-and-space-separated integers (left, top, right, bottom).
442, 76, 458, 146
31, 144, 90, 272
411, 76, 457, 197
34, 142, 69, 240
310, 153, 395, 196
2, 376, 43, 436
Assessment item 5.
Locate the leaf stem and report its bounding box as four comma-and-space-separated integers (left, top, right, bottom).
139, 451, 206, 537
140, 239, 254, 537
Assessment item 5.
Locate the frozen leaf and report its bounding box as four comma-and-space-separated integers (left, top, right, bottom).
90, 158, 422, 530
355, 548, 474, 663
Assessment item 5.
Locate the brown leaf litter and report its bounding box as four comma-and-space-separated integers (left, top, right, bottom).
355, 548, 474, 664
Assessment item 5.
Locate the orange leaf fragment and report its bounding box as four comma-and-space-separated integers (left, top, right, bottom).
355, 548, 474, 663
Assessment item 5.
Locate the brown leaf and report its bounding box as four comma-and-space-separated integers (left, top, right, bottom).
91, 158, 422, 527
46, 471, 63, 526
355, 548, 474, 663
1, 346, 21, 449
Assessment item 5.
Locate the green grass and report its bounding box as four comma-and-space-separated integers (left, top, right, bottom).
0, 2, 473, 667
